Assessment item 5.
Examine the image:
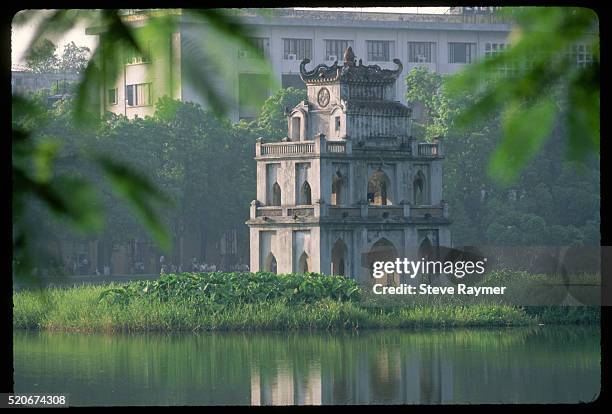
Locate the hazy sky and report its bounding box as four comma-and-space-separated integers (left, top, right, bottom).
11, 7, 449, 67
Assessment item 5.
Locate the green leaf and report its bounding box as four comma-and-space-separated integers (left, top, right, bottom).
488, 98, 556, 185
31, 138, 63, 183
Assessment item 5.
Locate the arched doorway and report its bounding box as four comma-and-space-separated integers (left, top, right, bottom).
271, 182, 282, 206
298, 252, 309, 273
331, 239, 348, 276
331, 170, 344, 206
368, 238, 399, 286
368, 169, 392, 206
264, 252, 277, 274
419, 237, 433, 259
291, 116, 301, 141
300, 181, 312, 205
413, 170, 426, 205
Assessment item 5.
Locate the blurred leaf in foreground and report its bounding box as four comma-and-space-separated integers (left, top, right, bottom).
12, 9, 273, 279
446, 7, 599, 185
94, 155, 173, 252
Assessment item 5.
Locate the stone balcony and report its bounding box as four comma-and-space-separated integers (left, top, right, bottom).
255, 134, 444, 159
255, 134, 349, 158
249, 200, 449, 222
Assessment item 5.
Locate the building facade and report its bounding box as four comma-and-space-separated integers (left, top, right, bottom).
89, 9, 596, 123
246, 48, 451, 283
88, 8, 522, 122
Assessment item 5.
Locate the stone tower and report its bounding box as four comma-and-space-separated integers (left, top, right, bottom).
246, 48, 451, 283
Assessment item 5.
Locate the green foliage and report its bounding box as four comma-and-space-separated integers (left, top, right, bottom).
445, 7, 599, 184
94, 155, 172, 251
490, 98, 556, 182
12, 9, 276, 279
24, 38, 91, 74
524, 306, 600, 325
13, 85, 306, 274
253, 87, 307, 140
12, 272, 560, 331
405, 66, 476, 141
405, 57, 599, 247
58, 41, 91, 73
25, 38, 59, 73
98, 271, 361, 307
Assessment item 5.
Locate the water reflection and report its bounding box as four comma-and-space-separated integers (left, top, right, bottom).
13, 327, 600, 405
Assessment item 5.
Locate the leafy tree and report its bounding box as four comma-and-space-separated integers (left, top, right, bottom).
12, 9, 273, 278
254, 87, 307, 141
59, 41, 91, 73
25, 38, 59, 73
405, 63, 599, 247
23, 39, 91, 74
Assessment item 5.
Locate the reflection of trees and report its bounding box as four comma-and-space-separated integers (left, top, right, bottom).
14, 327, 600, 405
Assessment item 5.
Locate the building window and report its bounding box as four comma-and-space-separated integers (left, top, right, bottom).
331, 169, 345, 206
264, 253, 277, 273
484, 42, 508, 58
368, 169, 392, 206
300, 181, 312, 205
413, 170, 428, 205
298, 252, 309, 273
568, 44, 593, 68
290, 117, 302, 141
282, 74, 306, 90
283, 38, 312, 60
484, 43, 516, 77
125, 83, 151, 107
125, 41, 151, 65
325, 39, 353, 61
239, 37, 269, 59
367, 40, 393, 61
335, 116, 341, 132
331, 239, 348, 276
408, 42, 436, 63
108, 88, 118, 105
448, 42, 477, 64
271, 182, 282, 206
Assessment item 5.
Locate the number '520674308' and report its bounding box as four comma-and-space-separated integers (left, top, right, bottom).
5, 394, 67, 406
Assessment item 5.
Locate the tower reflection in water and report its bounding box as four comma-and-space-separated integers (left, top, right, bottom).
13, 327, 600, 405
246, 328, 598, 405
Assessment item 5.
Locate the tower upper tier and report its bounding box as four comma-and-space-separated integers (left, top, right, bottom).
290, 47, 411, 142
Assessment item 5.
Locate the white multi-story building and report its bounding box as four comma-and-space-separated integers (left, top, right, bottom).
88, 8, 595, 122
87, 8, 523, 122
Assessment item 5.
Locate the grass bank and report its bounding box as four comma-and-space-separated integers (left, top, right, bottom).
13, 272, 599, 332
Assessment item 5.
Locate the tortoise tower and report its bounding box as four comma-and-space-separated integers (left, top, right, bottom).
246, 47, 451, 283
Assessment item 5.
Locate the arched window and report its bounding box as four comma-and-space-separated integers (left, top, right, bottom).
331, 239, 348, 276
419, 237, 433, 260
291, 117, 301, 141
331, 170, 344, 206
264, 253, 277, 274
298, 252, 309, 273
272, 182, 282, 206
368, 238, 398, 286
413, 171, 426, 205
367, 169, 391, 206
300, 181, 312, 205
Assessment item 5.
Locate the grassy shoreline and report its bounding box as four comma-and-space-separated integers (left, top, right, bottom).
13, 272, 600, 333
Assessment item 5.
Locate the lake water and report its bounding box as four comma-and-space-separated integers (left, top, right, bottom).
13, 326, 600, 405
